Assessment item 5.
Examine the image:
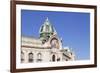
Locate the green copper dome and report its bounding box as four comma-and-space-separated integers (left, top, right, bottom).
39, 17, 54, 33
39, 17, 57, 42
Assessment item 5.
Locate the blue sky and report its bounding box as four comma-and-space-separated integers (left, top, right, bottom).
21, 9, 90, 60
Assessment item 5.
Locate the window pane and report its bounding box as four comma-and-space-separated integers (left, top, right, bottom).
28, 53, 33, 62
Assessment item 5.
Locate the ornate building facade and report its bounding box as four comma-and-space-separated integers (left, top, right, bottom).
21, 18, 75, 63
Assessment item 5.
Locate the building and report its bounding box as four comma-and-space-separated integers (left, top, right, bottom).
21, 17, 75, 63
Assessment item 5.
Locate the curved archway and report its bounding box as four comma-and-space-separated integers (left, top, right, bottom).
37, 53, 42, 62
50, 38, 59, 49
52, 55, 56, 62
28, 52, 33, 62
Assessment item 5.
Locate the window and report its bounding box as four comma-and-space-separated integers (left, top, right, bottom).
51, 38, 59, 49
57, 58, 60, 61
52, 55, 56, 62
46, 25, 49, 32
28, 52, 33, 62
21, 51, 24, 62
42, 39, 46, 44
37, 53, 42, 62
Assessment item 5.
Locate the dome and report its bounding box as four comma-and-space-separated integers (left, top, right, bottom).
39, 17, 57, 42
39, 17, 55, 34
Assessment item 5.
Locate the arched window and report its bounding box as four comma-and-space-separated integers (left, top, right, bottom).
52, 55, 56, 62
50, 38, 59, 49
21, 51, 24, 62
28, 52, 33, 62
37, 53, 42, 62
